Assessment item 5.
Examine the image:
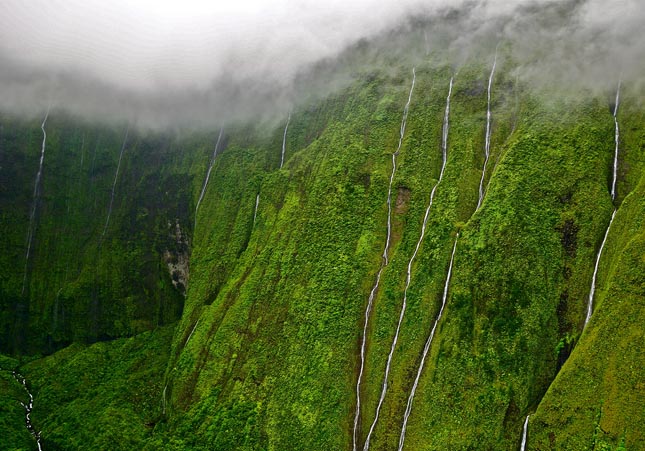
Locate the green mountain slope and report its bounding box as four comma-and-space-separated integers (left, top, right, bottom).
0, 48, 643, 450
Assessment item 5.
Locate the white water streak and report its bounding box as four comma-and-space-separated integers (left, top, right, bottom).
280, 113, 291, 169
585, 81, 621, 326
398, 234, 459, 451
353, 68, 416, 451
363, 77, 452, 451
520, 414, 530, 451
585, 208, 617, 326
22, 108, 50, 295
253, 193, 260, 225
195, 127, 224, 220
185, 320, 199, 346
611, 81, 621, 201
101, 126, 129, 240
477, 48, 498, 211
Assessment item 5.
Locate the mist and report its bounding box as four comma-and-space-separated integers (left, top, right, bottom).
0, 0, 643, 129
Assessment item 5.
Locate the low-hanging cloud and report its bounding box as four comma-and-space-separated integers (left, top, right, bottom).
0, 0, 643, 129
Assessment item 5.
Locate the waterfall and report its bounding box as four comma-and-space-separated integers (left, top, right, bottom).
22, 108, 50, 295
185, 320, 199, 346
12, 371, 43, 451
363, 77, 453, 451
397, 234, 459, 451
101, 126, 129, 240
353, 67, 416, 451
477, 48, 498, 211
585, 208, 617, 326
585, 81, 621, 327
253, 193, 260, 225
611, 81, 621, 201
520, 414, 530, 451
280, 113, 291, 169
195, 127, 224, 221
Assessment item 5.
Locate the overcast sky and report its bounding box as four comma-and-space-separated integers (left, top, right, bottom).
0, 0, 642, 129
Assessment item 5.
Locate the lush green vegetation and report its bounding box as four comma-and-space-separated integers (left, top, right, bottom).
0, 118, 188, 353
0, 43, 643, 451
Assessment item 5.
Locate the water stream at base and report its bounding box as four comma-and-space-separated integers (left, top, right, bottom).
12, 371, 44, 451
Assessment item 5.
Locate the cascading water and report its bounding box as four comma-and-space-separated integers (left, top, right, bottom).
585, 81, 621, 327
477, 48, 498, 211
101, 126, 129, 240
22, 108, 50, 295
363, 77, 453, 451
253, 193, 260, 225
352, 68, 416, 451
520, 414, 530, 451
195, 127, 224, 221
585, 208, 617, 326
280, 113, 291, 169
12, 371, 44, 451
397, 234, 458, 451
611, 81, 621, 201
185, 320, 200, 346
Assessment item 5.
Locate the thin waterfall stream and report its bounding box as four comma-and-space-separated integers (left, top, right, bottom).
22, 108, 50, 295
280, 113, 290, 169
185, 320, 200, 347
520, 414, 530, 451
253, 193, 260, 225
611, 81, 621, 200
477, 48, 498, 211
195, 127, 224, 221
363, 76, 453, 451
585, 81, 621, 327
101, 126, 129, 240
397, 234, 459, 451
352, 67, 416, 451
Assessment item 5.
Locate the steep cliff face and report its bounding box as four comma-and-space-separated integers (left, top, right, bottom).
0, 117, 192, 353
0, 50, 643, 451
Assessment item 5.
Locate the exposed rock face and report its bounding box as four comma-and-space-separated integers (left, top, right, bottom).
164, 219, 190, 295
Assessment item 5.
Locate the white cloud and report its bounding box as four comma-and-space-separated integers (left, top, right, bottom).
0, 0, 642, 128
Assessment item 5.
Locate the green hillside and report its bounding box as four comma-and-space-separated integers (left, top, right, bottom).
0, 41, 643, 450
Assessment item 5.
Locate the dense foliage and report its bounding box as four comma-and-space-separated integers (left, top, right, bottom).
0, 46, 643, 450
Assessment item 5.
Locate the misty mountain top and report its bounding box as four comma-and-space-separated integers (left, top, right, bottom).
0, 0, 643, 129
